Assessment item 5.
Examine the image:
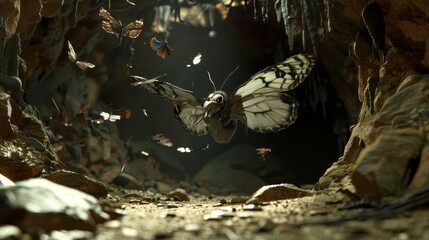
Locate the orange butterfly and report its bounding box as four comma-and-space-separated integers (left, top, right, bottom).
149, 37, 173, 58
99, 7, 144, 45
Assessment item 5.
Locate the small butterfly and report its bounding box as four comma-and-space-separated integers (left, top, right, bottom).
256, 147, 271, 160
119, 107, 132, 120
131, 53, 315, 143
150, 37, 173, 58
67, 41, 95, 70
99, 7, 144, 45
151, 133, 173, 147
100, 111, 121, 122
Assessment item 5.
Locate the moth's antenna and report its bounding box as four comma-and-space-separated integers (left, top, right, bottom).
206, 71, 216, 91
220, 65, 240, 90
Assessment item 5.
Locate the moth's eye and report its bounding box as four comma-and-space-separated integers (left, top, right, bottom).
216, 96, 223, 103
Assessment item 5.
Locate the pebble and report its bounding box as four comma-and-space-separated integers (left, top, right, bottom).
0, 225, 21, 239
230, 197, 247, 204
220, 207, 236, 212
168, 188, 190, 202
121, 227, 139, 237
203, 214, 223, 221
111, 173, 141, 189
162, 213, 177, 218
184, 223, 200, 232
243, 204, 263, 211
103, 220, 121, 229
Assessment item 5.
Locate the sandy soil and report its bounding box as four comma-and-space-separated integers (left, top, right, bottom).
93, 186, 429, 240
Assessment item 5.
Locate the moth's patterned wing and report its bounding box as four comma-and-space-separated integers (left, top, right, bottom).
76, 61, 95, 70
99, 7, 122, 37
131, 75, 208, 135
67, 41, 77, 62
231, 53, 315, 133
67, 41, 95, 70
123, 19, 144, 38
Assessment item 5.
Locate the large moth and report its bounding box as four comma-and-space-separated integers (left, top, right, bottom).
131, 53, 315, 143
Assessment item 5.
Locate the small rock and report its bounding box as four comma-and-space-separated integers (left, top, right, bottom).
121, 227, 139, 237
0, 178, 110, 232
246, 183, 314, 203
352, 128, 424, 198
104, 220, 121, 229
203, 214, 222, 221
220, 207, 236, 212
0, 225, 21, 239
50, 230, 93, 239
237, 212, 251, 218
168, 188, 190, 202
167, 204, 179, 208
111, 173, 141, 189
243, 204, 263, 211
43, 169, 109, 197
154, 231, 172, 239
184, 223, 200, 232
230, 197, 247, 204
219, 198, 227, 204
163, 213, 176, 218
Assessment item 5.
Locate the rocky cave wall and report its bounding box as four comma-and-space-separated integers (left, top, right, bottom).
318, 0, 429, 200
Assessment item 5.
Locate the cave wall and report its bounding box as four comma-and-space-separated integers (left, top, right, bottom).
318, 0, 429, 199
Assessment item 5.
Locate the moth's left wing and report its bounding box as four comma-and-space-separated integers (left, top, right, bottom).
230, 53, 315, 133
131, 75, 208, 135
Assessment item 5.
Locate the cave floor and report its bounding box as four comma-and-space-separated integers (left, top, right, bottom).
93, 186, 429, 240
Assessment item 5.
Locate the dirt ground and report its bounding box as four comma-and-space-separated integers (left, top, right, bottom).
92, 186, 429, 240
